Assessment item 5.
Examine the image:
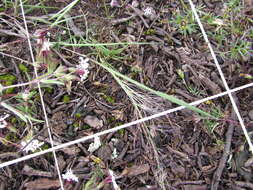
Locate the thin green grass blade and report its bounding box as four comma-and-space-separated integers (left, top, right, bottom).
54, 41, 153, 47
50, 0, 80, 27
0, 102, 27, 122
0, 102, 44, 123
41, 79, 65, 85
96, 61, 214, 118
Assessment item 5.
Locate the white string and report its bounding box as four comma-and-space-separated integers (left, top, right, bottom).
19, 0, 64, 189
1, 82, 253, 169
186, 0, 253, 154
0, 0, 252, 173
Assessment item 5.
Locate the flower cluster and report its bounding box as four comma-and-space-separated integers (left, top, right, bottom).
62, 169, 78, 182
0, 114, 9, 129
21, 139, 44, 153
34, 29, 52, 57
76, 57, 90, 81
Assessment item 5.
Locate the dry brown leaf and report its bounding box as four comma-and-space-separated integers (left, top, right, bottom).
60, 146, 80, 156
24, 178, 60, 190
84, 115, 103, 128
121, 164, 150, 177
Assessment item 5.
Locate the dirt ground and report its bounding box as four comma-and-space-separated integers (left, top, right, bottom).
0, 0, 253, 189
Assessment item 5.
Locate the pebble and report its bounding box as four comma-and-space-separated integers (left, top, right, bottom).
248, 110, 253, 120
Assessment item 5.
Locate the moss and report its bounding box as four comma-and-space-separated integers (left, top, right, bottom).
0, 74, 16, 94
75, 113, 82, 118
5, 133, 18, 142
11, 117, 17, 124
144, 29, 156, 35
41, 144, 50, 150
73, 122, 79, 128
45, 87, 53, 93
18, 63, 29, 73
102, 94, 115, 104
62, 95, 70, 103
115, 121, 124, 129
118, 128, 125, 136
107, 116, 116, 124
81, 125, 90, 130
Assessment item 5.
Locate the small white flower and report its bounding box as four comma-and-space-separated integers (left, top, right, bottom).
22, 90, 30, 101
78, 57, 89, 69
76, 57, 90, 81
41, 39, 51, 52
108, 170, 120, 190
0, 114, 9, 129
21, 139, 44, 153
88, 136, 101, 152
143, 7, 152, 16
62, 169, 78, 182
111, 148, 118, 159
143, 7, 154, 16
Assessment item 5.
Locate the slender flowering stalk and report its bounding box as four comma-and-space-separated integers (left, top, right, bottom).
62, 169, 78, 182
34, 29, 53, 65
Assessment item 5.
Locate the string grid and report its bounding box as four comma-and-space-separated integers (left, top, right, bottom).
0, 1, 252, 189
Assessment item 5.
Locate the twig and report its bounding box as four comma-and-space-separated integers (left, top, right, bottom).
235, 181, 253, 189
211, 97, 238, 190
174, 180, 205, 186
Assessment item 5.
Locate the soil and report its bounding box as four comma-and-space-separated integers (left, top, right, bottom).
0, 0, 253, 190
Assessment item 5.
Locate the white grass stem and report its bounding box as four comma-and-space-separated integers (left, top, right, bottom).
19, 1, 64, 189
1, 82, 253, 169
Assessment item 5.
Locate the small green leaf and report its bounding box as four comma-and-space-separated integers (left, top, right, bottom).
41, 79, 64, 85
0, 102, 27, 122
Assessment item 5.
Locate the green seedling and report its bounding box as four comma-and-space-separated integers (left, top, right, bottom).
171, 9, 198, 36
228, 39, 252, 60
62, 95, 70, 103
0, 74, 16, 94
102, 94, 115, 104
176, 69, 203, 96
203, 106, 223, 134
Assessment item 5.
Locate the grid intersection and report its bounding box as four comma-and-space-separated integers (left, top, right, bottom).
1, 81, 253, 169
187, 0, 253, 154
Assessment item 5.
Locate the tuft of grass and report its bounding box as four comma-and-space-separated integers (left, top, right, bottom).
170, 9, 198, 36
49, 0, 80, 27
203, 106, 223, 134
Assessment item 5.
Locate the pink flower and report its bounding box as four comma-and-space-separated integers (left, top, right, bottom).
62, 169, 78, 182
110, 0, 120, 7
